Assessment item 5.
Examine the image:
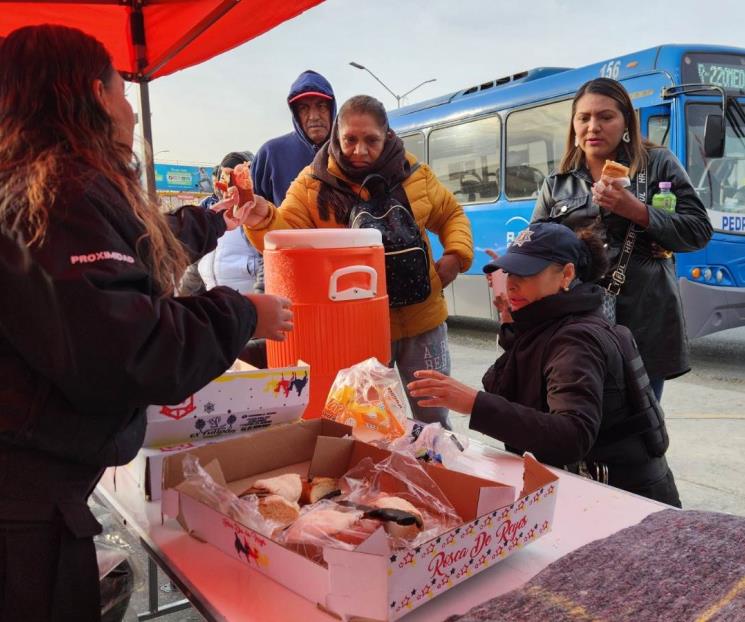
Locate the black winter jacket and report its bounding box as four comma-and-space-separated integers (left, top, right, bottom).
0, 165, 257, 523
470, 284, 672, 493
531, 147, 712, 380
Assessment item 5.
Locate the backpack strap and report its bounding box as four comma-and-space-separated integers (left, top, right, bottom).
357, 173, 390, 200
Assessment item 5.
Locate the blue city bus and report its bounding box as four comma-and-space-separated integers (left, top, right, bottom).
388, 44, 745, 339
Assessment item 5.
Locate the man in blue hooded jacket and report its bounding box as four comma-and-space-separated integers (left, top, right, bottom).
251, 70, 336, 207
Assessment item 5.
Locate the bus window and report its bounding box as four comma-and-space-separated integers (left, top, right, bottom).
686, 102, 745, 222
401, 133, 425, 163
428, 116, 500, 204
648, 116, 670, 147
505, 99, 572, 200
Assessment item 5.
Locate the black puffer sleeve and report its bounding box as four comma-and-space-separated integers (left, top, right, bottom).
29, 176, 257, 414
166, 204, 227, 262
470, 324, 606, 465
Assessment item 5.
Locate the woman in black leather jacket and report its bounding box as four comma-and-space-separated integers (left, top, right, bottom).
530, 78, 712, 400
408, 222, 680, 507
0, 26, 292, 621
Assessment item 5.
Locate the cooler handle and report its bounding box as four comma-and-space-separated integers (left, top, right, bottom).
328, 265, 378, 301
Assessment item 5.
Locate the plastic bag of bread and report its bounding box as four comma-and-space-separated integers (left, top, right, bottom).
388, 421, 469, 469
277, 500, 380, 564
180, 455, 285, 537
338, 452, 461, 548
321, 357, 408, 443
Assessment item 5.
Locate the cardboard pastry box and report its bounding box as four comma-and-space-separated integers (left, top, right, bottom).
143, 361, 309, 447
161, 420, 559, 621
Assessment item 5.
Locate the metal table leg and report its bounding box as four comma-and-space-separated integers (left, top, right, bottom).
137, 554, 192, 621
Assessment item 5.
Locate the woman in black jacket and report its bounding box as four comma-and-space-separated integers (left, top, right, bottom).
408, 222, 680, 507
530, 78, 712, 401
0, 25, 292, 621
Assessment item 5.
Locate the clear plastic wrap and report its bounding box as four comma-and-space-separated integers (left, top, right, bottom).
89, 498, 143, 622
387, 421, 470, 469
180, 455, 285, 537
337, 452, 462, 549
276, 500, 377, 564
322, 357, 409, 442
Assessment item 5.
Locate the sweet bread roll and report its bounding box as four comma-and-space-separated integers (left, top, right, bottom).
300, 477, 340, 505
258, 494, 300, 526
371, 496, 424, 540
284, 509, 362, 545
602, 160, 630, 179
245, 473, 302, 503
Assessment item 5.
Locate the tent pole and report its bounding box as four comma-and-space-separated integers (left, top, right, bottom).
138, 80, 157, 201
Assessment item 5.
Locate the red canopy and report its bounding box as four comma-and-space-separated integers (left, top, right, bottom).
0, 0, 324, 80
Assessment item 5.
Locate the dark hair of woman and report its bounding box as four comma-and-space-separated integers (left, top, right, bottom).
0, 25, 189, 295
337, 94, 389, 130
559, 77, 656, 178
575, 224, 609, 283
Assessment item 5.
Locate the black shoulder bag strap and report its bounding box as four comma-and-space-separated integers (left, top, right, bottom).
606, 166, 648, 296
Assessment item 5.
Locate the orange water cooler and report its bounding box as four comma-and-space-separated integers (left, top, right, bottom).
263, 229, 391, 419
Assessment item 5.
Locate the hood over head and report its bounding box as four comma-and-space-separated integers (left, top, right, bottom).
287, 70, 336, 148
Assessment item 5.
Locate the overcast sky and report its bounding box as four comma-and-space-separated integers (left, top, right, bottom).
136, 0, 745, 166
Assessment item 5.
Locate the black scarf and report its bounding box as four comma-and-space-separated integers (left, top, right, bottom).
311, 118, 414, 224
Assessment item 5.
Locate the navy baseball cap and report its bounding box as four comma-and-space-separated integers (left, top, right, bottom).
483, 222, 584, 276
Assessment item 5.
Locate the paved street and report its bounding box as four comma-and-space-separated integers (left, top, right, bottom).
115, 321, 745, 621
446, 320, 745, 516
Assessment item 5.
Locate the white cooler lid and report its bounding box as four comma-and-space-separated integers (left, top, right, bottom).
264, 228, 382, 249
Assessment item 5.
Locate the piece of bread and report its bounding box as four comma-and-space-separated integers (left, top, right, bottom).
245, 473, 302, 504
602, 159, 630, 179
284, 509, 362, 545
231, 162, 254, 205
214, 168, 232, 193
300, 477, 340, 505
258, 494, 300, 526
371, 496, 424, 540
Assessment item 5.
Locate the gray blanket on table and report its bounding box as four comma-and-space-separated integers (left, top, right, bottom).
447, 509, 745, 621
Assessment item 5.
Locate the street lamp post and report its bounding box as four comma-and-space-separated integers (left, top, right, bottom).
153, 149, 170, 160
349, 62, 436, 108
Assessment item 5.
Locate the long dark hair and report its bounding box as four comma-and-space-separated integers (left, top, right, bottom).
559, 78, 655, 177
0, 25, 188, 295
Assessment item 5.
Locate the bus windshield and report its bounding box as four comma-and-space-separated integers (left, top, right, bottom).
686, 101, 745, 232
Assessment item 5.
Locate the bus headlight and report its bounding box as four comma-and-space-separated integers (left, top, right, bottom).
716, 270, 724, 283
691, 267, 701, 279
703, 268, 712, 281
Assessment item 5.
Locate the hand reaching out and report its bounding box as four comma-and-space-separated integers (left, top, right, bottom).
407, 369, 478, 415
245, 294, 293, 341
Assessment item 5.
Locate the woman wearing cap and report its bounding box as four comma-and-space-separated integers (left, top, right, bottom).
531, 78, 711, 401
0, 25, 292, 620
243, 95, 473, 429
408, 222, 680, 506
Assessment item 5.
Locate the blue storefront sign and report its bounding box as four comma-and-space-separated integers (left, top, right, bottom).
154, 163, 214, 193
